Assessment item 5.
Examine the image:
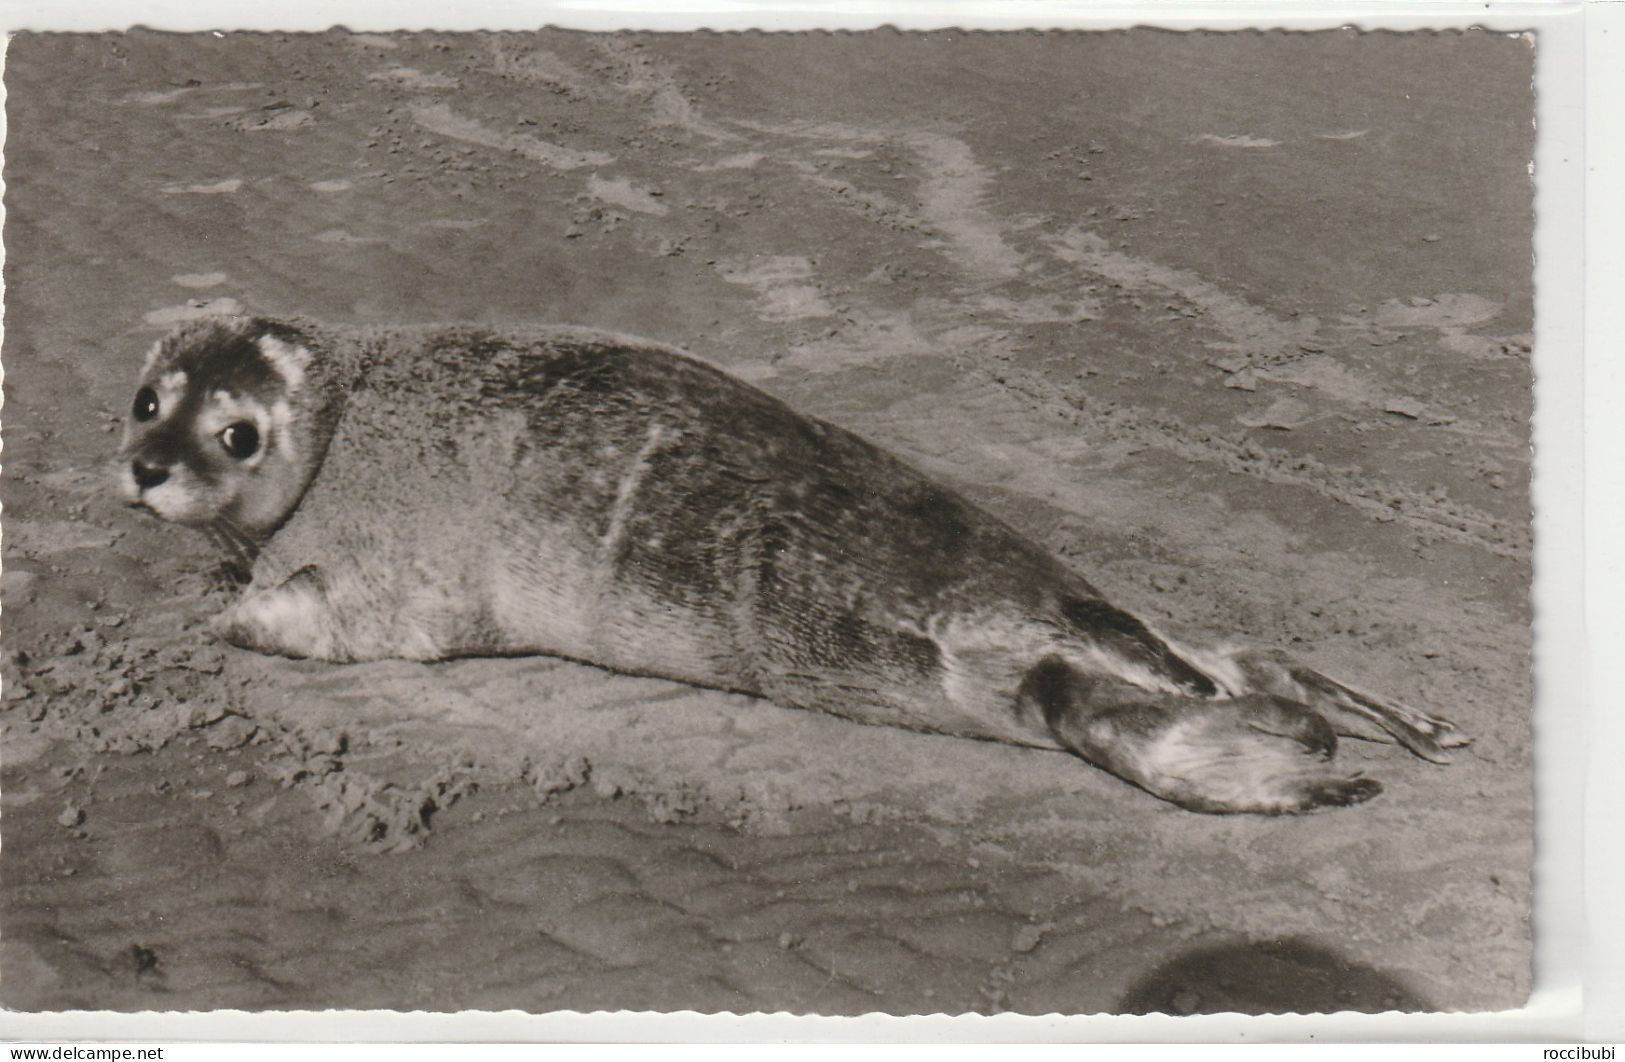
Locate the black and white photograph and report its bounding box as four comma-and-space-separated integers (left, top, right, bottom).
0, 22, 1541, 1019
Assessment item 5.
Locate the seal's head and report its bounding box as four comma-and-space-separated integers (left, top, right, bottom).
118, 316, 321, 538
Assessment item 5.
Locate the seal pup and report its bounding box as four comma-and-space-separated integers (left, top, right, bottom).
117, 315, 1468, 814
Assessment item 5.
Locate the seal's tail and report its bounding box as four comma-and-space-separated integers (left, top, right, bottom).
1017, 655, 1382, 815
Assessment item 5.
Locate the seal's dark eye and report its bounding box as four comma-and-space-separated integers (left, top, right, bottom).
219, 422, 260, 460
132, 387, 159, 422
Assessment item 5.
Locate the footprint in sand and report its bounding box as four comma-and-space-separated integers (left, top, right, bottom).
412, 103, 612, 171
161, 179, 242, 195
367, 67, 460, 91
144, 297, 244, 326
585, 175, 668, 217
172, 272, 229, 288
180, 106, 251, 120
1238, 396, 1317, 431
315, 229, 383, 245
123, 81, 262, 106
1191, 133, 1281, 149
714, 256, 835, 321
123, 87, 199, 105
691, 152, 766, 172
229, 109, 314, 132
1368, 293, 1508, 360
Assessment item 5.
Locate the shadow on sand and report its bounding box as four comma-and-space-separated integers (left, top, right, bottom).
1118, 935, 1432, 1015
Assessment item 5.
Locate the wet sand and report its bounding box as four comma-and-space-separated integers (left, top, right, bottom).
1, 28, 1534, 1014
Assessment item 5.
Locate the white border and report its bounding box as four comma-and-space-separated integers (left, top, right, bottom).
1582, 0, 1625, 1046
0, 0, 1609, 1044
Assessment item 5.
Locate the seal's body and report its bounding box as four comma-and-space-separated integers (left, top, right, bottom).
119, 316, 1466, 814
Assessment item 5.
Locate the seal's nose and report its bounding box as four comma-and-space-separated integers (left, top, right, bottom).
131, 460, 170, 491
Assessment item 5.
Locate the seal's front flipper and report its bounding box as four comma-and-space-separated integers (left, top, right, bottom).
210, 566, 347, 661
1230, 649, 1469, 764
1019, 657, 1380, 815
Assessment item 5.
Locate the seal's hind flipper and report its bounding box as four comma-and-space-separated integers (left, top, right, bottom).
1229, 649, 1469, 764
1018, 657, 1380, 815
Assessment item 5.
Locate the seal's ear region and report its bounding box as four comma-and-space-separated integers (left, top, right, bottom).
255, 332, 311, 395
